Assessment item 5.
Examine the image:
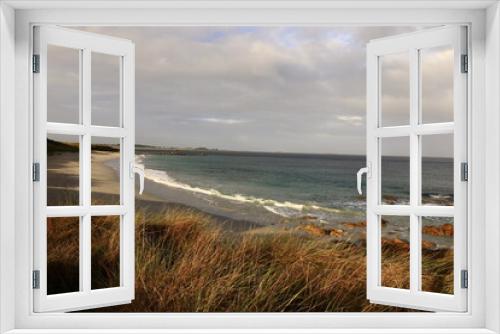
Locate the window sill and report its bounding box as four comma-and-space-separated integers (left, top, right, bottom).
4, 329, 497, 334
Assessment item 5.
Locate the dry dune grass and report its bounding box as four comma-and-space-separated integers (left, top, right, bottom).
47, 208, 453, 312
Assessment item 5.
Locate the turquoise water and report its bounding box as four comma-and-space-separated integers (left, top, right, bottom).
138, 151, 453, 225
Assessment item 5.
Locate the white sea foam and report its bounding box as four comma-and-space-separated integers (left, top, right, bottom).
262, 205, 301, 218
143, 167, 343, 218
135, 154, 146, 165
428, 194, 453, 199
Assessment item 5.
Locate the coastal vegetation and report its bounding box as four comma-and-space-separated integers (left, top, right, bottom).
48, 206, 453, 312
46, 140, 454, 312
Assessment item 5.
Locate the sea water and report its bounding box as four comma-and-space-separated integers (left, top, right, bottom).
138, 151, 453, 226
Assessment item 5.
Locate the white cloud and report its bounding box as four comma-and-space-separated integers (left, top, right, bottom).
191, 117, 250, 125
58, 26, 453, 155
336, 115, 364, 126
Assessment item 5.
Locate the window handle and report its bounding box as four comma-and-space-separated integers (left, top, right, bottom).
357, 163, 371, 195
130, 162, 145, 195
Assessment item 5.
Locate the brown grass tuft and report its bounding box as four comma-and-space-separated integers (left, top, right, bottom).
47, 207, 453, 312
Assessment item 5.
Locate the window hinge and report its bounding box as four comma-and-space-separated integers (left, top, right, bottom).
32, 270, 40, 289
32, 54, 40, 73
461, 54, 468, 73
32, 162, 40, 182
461, 269, 468, 289
461, 162, 468, 182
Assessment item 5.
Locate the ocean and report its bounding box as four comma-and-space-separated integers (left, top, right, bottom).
135, 150, 454, 232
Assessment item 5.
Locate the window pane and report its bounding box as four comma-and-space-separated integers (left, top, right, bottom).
381, 215, 410, 289
421, 46, 454, 124
381, 137, 410, 205
91, 137, 121, 205
92, 52, 121, 127
91, 216, 120, 290
47, 135, 80, 206
47, 45, 80, 124
421, 217, 454, 294
421, 134, 454, 206
47, 217, 80, 295
380, 52, 410, 127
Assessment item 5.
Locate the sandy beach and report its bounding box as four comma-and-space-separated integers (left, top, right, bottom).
45, 149, 454, 312
48, 150, 364, 237
48, 150, 361, 235
47, 150, 352, 248
47, 149, 455, 250
48, 150, 264, 232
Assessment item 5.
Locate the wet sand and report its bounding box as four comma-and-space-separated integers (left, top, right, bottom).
47, 151, 262, 232
48, 151, 453, 250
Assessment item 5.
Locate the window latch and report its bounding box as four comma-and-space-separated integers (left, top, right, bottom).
130, 162, 145, 195
356, 162, 371, 195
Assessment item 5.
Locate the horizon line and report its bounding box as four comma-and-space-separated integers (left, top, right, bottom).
135, 144, 452, 159
48, 139, 453, 158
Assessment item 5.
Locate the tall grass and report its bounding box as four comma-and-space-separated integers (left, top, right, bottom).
103, 208, 452, 312
47, 207, 453, 312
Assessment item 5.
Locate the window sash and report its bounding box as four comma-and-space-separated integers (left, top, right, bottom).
32, 25, 136, 313
366, 26, 468, 312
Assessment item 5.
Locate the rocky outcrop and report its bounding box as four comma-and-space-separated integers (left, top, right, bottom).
343, 221, 366, 229
382, 238, 410, 252
422, 240, 437, 250
300, 224, 326, 236
342, 219, 388, 229
382, 195, 399, 205
382, 237, 437, 252
299, 224, 344, 238
422, 223, 453, 237
329, 228, 345, 238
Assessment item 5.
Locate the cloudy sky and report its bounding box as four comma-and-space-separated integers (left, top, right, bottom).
48, 26, 454, 156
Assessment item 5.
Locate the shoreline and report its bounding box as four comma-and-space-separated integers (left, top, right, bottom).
49, 150, 264, 232
48, 150, 453, 250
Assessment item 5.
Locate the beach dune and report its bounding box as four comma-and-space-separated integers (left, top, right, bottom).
45, 143, 454, 312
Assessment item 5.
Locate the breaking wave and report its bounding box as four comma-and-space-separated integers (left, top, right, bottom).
142, 165, 344, 219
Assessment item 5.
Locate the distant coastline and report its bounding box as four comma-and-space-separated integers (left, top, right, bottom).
136, 145, 367, 158
47, 139, 454, 251
136, 144, 452, 162
46, 140, 455, 310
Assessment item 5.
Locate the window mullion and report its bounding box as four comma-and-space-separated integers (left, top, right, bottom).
81, 48, 92, 293
409, 47, 420, 293
77, 48, 84, 293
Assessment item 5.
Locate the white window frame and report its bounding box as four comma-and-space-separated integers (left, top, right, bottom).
365, 26, 468, 312
32, 26, 136, 312
0, 1, 499, 333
